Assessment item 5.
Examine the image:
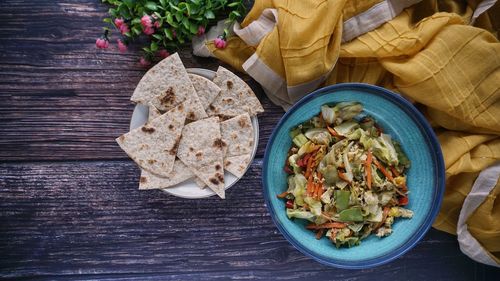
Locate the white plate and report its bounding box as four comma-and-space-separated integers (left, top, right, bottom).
129, 68, 259, 199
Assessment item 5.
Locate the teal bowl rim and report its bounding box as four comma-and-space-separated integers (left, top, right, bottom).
262, 83, 445, 269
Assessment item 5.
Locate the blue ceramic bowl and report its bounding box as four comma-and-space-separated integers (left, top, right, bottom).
262, 83, 445, 269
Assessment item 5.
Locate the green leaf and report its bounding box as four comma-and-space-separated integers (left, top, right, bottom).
231, 11, 241, 17
152, 34, 163, 40
182, 18, 190, 30
131, 18, 141, 25
166, 13, 174, 25
189, 22, 198, 34
174, 12, 183, 22
123, 0, 134, 9
150, 41, 158, 52
103, 18, 112, 24
228, 2, 240, 7
169, 2, 181, 12
142, 47, 150, 53
159, 0, 167, 7
145, 2, 158, 11
123, 31, 132, 37
132, 25, 141, 35
164, 29, 173, 40
204, 10, 215, 19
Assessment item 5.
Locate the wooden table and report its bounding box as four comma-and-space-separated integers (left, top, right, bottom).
1, 1, 499, 280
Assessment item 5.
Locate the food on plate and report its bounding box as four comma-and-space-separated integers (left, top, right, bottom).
147, 104, 161, 120
224, 154, 252, 178
207, 66, 264, 117
139, 160, 194, 190
117, 53, 263, 198
131, 53, 200, 112
196, 113, 255, 188
177, 117, 226, 198
278, 102, 412, 247
189, 74, 221, 110
220, 113, 254, 157
116, 102, 186, 177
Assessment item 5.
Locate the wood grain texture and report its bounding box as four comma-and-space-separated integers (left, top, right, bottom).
1, 160, 498, 280
1, 0, 500, 280
0, 0, 283, 161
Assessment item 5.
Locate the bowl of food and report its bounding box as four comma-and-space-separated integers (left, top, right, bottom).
262, 83, 445, 269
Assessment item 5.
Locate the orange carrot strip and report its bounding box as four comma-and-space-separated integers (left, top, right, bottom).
373, 158, 394, 182
364, 151, 373, 189
304, 155, 315, 179
326, 125, 343, 138
390, 166, 400, 177
306, 222, 347, 230
277, 191, 289, 199
315, 228, 325, 240
338, 171, 351, 183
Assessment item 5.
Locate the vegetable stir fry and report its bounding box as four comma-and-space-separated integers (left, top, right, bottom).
278, 102, 413, 248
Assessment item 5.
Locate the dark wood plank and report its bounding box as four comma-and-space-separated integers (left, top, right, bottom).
0, 0, 284, 161
1, 160, 498, 280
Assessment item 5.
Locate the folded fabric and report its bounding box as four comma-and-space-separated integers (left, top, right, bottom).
194, 0, 500, 266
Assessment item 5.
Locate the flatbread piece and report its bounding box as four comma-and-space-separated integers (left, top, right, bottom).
206, 66, 264, 117
177, 117, 226, 198
116, 103, 186, 177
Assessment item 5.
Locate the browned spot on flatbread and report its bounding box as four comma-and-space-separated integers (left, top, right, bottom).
147, 159, 156, 164
119, 135, 125, 141
195, 151, 203, 159
219, 114, 232, 121
215, 172, 224, 182
141, 126, 155, 133
213, 138, 226, 149
209, 104, 216, 111
209, 178, 219, 185
168, 124, 174, 130
140, 176, 147, 183
189, 147, 194, 152
177, 103, 184, 111
169, 137, 181, 156
187, 111, 195, 120
226, 80, 233, 89
225, 160, 231, 166
222, 98, 233, 104
238, 117, 249, 128
160, 87, 176, 106
215, 164, 221, 170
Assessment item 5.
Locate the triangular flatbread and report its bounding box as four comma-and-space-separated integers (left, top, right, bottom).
139, 159, 194, 190
189, 74, 221, 110
224, 154, 252, 178
220, 113, 254, 157
131, 53, 201, 114
177, 117, 226, 198
148, 104, 161, 121
206, 66, 264, 117
116, 103, 186, 177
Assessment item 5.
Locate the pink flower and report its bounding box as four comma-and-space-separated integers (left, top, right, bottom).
139, 57, 151, 67
119, 23, 129, 35
172, 29, 177, 38
197, 26, 206, 36
214, 37, 227, 49
143, 26, 155, 35
117, 39, 127, 53
154, 21, 160, 28
95, 38, 109, 49
141, 15, 152, 28
158, 49, 170, 58
114, 18, 124, 28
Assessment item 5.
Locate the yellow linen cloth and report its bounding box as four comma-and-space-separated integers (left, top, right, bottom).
201, 0, 500, 265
